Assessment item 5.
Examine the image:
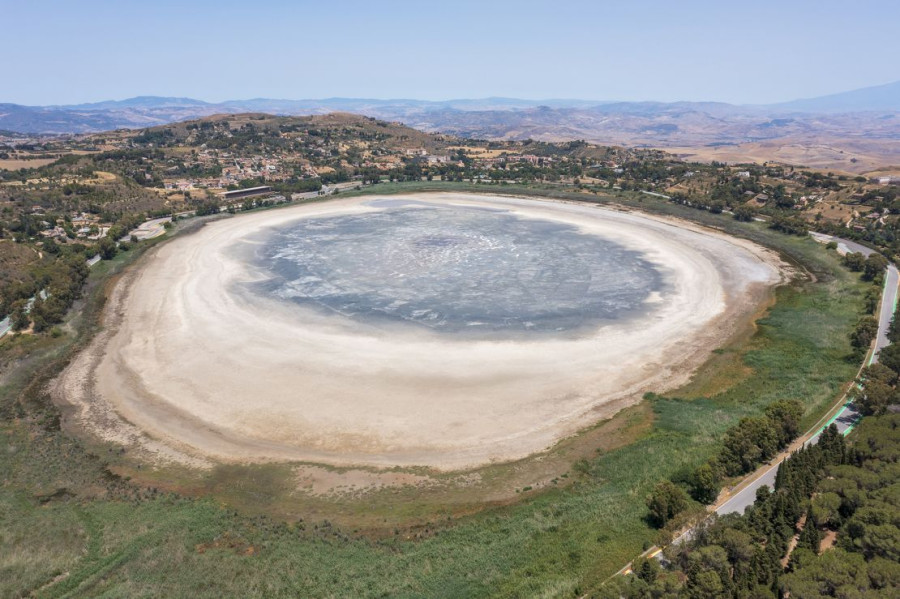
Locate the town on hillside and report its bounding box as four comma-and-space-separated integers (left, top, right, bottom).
1, 112, 899, 336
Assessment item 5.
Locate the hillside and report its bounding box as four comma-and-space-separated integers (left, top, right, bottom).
125, 112, 451, 152
399, 104, 900, 174
4, 85, 900, 172
0, 112, 651, 241
0, 97, 608, 135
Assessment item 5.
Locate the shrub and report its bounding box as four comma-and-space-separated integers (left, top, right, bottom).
647, 480, 689, 528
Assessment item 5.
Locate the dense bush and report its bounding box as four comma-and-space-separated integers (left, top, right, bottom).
647, 481, 690, 528
194, 201, 221, 216
607, 289, 900, 598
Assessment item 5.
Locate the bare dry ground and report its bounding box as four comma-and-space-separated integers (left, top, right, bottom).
0, 157, 59, 170
664, 137, 900, 174
53, 193, 785, 474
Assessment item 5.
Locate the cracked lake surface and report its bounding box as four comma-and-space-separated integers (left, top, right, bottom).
249, 202, 665, 335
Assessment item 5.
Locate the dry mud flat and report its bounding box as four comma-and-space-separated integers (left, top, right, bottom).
54, 193, 784, 471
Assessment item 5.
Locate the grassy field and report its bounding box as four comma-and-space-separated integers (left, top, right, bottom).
0, 182, 873, 597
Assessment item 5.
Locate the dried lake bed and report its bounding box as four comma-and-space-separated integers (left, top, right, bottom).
54, 193, 784, 470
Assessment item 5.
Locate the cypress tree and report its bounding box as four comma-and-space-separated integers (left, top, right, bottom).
774, 461, 787, 490
796, 519, 821, 554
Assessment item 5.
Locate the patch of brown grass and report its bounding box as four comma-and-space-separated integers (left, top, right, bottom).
195, 531, 257, 556
0, 158, 58, 170
109, 401, 656, 534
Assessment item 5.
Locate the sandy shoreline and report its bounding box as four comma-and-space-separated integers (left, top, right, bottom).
53, 193, 784, 470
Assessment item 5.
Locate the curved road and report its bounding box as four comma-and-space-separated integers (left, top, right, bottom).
621, 232, 899, 573
126, 216, 171, 241
705, 236, 897, 519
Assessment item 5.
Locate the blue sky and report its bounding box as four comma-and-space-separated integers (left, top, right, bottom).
5, 0, 899, 105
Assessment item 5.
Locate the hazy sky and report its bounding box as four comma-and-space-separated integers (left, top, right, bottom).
6, 0, 899, 105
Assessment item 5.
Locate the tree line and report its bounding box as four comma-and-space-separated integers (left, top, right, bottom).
602, 410, 899, 598
645, 397, 806, 530
596, 243, 899, 597
1, 212, 146, 332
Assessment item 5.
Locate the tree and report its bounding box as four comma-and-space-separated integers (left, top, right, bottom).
98, 236, 117, 260
716, 527, 754, 565
851, 316, 878, 354
817, 424, 846, 466
848, 520, 900, 562
769, 216, 807, 236
772, 184, 793, 208
632, 556, 661, 583
843, 252, 866, 272
690, 462, 721, 504
733, 206, 754, 222
686, 570, 725, 599
765, 399, 804, 447
811, 492, 842, 529
10, 300, 29, 331
781, 548, 872, 598
29, 297, 49, 332
647, 480, 689, 528
194, 201, 220, 216
685, 545, 731, 599
720, 417, 780, 476
857, 366, 898, 415
889, 309, 900, 344
863, 253, 889, 282
865, 557, 900, 592
877, 342, 900, 374
797, 519, 822, 554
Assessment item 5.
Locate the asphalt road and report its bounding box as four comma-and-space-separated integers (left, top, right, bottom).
876, 265, 898, 355
126, 217, 171, 241
626, 233, 900, 572
711, 236, 899, 518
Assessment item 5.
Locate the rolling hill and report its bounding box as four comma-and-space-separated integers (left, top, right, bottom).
3, 82, 899, 172
1, 80, 897, 136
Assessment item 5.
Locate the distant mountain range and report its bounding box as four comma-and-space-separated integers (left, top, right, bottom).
2, 82, 899, 173
1, 81, 898, 137
0, 96, 616, 135
770, 80, 900, 113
